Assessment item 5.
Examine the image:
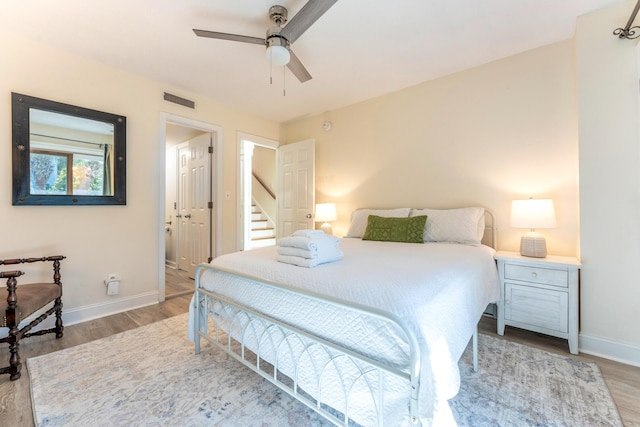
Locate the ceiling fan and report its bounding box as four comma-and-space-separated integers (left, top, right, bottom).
193, 1, 338, 83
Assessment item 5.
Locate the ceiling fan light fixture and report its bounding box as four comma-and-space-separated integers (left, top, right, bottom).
194, 1, 339, 83
266, 44, 290, 66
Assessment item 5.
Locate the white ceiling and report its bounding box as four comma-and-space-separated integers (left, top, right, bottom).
1, 0, 626, 123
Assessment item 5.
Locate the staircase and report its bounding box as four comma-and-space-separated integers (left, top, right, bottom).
250, 204, 276, 248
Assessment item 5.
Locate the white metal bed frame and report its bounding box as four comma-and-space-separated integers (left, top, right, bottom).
193, 209, 496, 426
195, 264, 421, 426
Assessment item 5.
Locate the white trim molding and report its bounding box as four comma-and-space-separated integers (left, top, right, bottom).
12, 292, 159, 334
580, 333, 640, 368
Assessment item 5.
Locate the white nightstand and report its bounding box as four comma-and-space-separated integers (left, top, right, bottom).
495, 251, 581, 354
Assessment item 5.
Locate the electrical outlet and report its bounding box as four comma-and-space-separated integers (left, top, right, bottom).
106, 281, 119, 295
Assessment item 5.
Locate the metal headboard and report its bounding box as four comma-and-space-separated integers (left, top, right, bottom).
481, 208, 498, 250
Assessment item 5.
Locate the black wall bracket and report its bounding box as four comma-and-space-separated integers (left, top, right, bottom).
614, 0, 640, 39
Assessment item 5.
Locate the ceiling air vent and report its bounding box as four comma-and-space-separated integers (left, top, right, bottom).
163, 92, 195, 109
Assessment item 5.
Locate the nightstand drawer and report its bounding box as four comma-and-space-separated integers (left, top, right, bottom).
504, 264, 568, 287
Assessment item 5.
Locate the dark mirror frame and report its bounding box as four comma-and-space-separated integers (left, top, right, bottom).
12, 93, 126, 205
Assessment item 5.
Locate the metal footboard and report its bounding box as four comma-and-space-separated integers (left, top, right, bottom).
193, 263, 423, 426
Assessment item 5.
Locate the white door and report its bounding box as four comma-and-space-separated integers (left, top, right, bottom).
278, 139, 315, 237
177, 142, 190, 272
177, 133, 212, 278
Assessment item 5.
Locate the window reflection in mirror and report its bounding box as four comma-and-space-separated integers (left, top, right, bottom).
12, 93, 126, 206
29, 109, 115, 196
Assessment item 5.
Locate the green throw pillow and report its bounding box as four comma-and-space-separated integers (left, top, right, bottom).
362, 215, 427, 243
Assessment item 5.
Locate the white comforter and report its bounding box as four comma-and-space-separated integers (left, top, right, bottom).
190, 239, 499, 426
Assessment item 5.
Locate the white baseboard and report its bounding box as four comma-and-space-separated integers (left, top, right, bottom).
63, 291, 160, 326
12, 291, 159, 334
165, 260, 177, 269
580, 333, 640, 368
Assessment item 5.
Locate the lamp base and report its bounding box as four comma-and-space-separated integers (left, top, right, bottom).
320, 222, 333, 235
520, 232, 547, 257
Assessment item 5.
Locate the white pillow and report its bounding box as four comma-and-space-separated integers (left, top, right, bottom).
410, 207, 485, 245
345, 208, 411, 238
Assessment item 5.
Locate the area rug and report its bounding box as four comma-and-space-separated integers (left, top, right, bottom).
450, 336, 623, 427
28, 314, 623, 427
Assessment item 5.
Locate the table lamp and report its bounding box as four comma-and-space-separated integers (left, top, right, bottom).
315, 203, 337, 235
511, 198, 556, 257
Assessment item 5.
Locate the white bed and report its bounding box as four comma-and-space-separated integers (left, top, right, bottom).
190, 209, 500, 426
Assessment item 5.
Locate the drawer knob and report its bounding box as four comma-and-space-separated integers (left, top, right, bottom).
531, 272, 538, 278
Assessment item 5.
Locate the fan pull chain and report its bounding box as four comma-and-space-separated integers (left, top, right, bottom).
283, 65, 286, 96
269, 49, 273, 85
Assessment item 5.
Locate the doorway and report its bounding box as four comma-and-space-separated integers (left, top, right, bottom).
238, 133, 278, 251
160, 114, 222, 301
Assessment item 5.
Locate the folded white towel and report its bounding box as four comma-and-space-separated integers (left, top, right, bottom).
276, 254, 320, 267
279, 233, 340, 253
292, 229, 325, 237
277, 246, 317, 258
278, 236, 318, 250
277, 245, 344, 261
277, 233, 343, 268
276, 252, 343, 268
312, 234, 341, 252
316, 247, 344, 264
279, 233, 340, 247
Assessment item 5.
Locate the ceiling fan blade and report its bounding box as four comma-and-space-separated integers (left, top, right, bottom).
280, 0, 338, 44
193, 29, 265, 45
287, 50, 312, 83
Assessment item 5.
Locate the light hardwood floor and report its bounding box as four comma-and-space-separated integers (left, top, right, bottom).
478, 317, 640, 427
164, 266, 194, 299
1, 286, 638, 426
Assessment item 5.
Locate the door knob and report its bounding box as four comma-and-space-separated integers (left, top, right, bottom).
185, 214, 192, 219
306, 213, 312, 218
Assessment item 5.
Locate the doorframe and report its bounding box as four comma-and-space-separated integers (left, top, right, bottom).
237, 132, 279, 251
159, 113, 223, 301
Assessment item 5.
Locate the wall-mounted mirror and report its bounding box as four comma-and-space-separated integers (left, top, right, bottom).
12, 93, 126, 205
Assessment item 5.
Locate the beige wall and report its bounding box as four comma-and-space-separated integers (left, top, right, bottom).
284, 39, 580, 256
0, 31, 279, 323
283, 8, 640, 365
576, 0, 640, 363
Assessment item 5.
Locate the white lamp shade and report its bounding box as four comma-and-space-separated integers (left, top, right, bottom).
265, 45, 290, 66
315, 203, 337, 222
510, 199, 557, 229
511, 198, 556, 257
